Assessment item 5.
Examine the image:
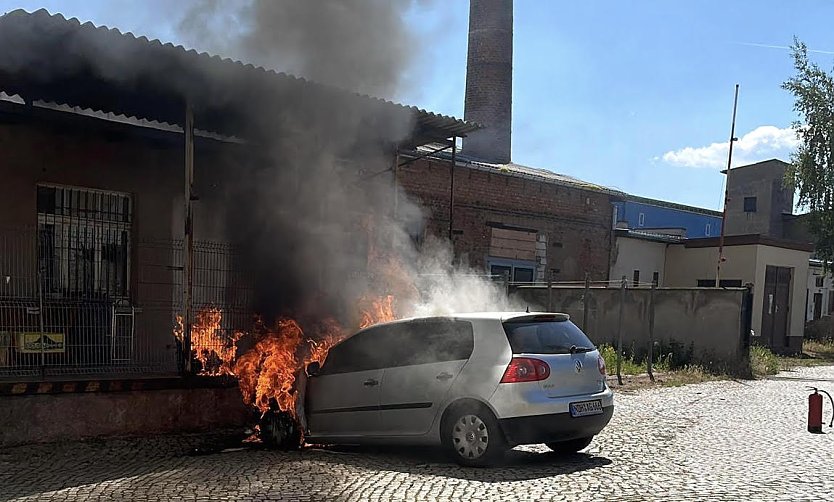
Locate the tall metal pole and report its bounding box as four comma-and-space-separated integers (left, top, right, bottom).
647, 283, 656, 382
393, 150, 400, 219
616, 276, 626, 386
449, 137, 457, 242
37, 265, 46, 377
716, 84, 740, 286
183, 103, 194, 375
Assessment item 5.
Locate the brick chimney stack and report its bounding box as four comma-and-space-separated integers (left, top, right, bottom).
463, 0, 513, 164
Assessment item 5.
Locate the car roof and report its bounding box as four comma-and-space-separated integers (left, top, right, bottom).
364, 312, 571, 327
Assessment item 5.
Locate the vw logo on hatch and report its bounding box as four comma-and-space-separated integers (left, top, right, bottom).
575, 360, 583, 373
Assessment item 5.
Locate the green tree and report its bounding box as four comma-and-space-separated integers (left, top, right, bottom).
783, 39, 834, 268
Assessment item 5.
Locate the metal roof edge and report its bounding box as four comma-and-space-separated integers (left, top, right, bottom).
0, 8, 478, 138
401, 147, 623, 196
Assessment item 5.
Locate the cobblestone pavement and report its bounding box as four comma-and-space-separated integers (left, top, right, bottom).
2, 365, 834, 501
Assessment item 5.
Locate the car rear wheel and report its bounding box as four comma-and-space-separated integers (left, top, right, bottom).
441, 403, 506, 467
546, 436, 593, 454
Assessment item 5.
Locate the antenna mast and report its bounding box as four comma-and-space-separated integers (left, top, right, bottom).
716, 84, 740, 286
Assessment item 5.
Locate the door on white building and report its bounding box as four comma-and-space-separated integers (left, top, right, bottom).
762, 266, 792, 350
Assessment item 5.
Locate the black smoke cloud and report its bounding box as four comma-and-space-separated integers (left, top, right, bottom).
177, 0, 519, 324
178, 0, 428, 323
178, 0, 422, 99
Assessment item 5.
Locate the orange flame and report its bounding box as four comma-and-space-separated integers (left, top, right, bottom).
358, 295, 397, 329
174, 295, 405, 431
233, 316, 349, 421
174, 308, 240, 376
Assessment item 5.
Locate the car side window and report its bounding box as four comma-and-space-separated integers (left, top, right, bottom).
318, 319, 475, 374
318, 325, 401, 375
396, 319, 474, 366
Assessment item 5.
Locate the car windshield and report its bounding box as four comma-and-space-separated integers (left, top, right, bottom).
503, 319, 595, 354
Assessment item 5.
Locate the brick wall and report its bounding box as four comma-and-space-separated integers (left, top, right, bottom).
397, 158, 614, 282
463, 0, 513, 163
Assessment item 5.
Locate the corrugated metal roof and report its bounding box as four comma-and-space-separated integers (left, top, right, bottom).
622, 194, 723, 217
0, 9, 478, 143
615, 228, 684, 244
409, 145, 622, 194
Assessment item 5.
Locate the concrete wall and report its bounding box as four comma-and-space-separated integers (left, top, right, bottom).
0, 386, 249, 447
511, 286, 750, 374
398, 158, 615, 282
725, 160, 793, 238
513, 287, 748, 374
665, 244, 758, 288
610, 236, 668, 286
665, 242, 809, 351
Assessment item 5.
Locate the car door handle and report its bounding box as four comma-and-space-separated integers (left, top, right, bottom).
363, 379, 379, 387
436, 372, 454, 381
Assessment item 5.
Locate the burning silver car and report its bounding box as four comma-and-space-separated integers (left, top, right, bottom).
302, 312, 614, 466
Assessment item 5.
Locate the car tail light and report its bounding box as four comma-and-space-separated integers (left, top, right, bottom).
500, 357, 550, 383
598, 354, 606, 375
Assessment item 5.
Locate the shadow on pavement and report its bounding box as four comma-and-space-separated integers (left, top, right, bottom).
309, 444, 612, 482
0, 435, 612, 499
0, 431, 246, 501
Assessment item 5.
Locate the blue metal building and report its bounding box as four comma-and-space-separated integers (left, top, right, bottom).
612, 196, 723, 238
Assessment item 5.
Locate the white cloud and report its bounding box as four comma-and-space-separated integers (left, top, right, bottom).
661, 125, 799, 169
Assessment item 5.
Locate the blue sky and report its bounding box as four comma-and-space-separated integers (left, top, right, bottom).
3, 1, 833, 210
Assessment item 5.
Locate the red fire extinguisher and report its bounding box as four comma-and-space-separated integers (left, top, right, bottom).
807, 387, 834, 433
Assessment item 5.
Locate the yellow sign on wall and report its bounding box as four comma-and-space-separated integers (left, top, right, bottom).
15, 332, 65, 353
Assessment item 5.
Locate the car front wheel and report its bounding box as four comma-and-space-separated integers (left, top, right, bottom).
546, 436, 593, 454
442, 404, 506, 467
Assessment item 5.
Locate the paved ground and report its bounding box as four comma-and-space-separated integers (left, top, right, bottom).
2, 365, 834, 501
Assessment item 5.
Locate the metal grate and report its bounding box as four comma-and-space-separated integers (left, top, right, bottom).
37, 184, 132, 300
0, 223, 254, 380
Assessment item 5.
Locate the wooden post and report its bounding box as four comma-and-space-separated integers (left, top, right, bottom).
183, 103, 194, 375
583, 272, 591, 333
547, 279, 553, 311
648, 283, 656, 382
616, 275, 626, 386
448, 137, 456, 242
503, 270, 510, 298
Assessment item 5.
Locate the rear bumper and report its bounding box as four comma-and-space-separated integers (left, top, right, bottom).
498, 406, 614, 446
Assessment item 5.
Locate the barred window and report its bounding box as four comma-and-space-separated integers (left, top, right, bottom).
37, 184, 132, 299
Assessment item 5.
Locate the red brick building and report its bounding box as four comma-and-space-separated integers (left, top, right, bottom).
419, 0, 617, 284
398, 151, 616, 283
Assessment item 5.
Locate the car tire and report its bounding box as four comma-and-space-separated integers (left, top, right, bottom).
441, 402, 506, 467
546, 436, 593, 454
259, 410, 302, 449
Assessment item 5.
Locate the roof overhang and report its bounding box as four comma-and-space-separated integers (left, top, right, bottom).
0, 9, 478, 147
681, 234, 815, 252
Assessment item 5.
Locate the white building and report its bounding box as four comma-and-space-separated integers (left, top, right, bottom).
807, 259, 834, 322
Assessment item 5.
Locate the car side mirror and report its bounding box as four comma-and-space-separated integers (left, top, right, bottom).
306, 361, 320, 376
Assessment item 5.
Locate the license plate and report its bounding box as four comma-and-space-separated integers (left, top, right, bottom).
569, 399, 603, 417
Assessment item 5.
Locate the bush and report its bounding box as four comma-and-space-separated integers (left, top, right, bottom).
598, 344, 644, 375
750, 345, 780, 376
804, 338, 834, 360
805, 316, 834, 341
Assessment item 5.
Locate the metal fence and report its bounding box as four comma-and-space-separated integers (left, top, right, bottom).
0, 226, 254, 380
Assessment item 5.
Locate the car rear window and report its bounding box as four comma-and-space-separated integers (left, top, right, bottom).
503, 319, 594, 354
